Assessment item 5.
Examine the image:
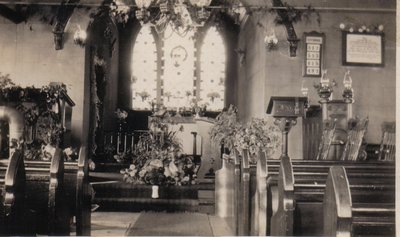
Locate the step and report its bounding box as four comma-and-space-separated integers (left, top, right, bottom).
91, 172, 216, 213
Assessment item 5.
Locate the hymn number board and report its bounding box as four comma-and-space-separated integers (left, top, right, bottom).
303, 32, 325, 77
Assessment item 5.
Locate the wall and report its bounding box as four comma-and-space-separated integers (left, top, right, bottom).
237, 1, 396, 159
0, 9, 91, 146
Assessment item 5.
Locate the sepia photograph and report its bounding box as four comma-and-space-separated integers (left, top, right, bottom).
0, 0, 397, 236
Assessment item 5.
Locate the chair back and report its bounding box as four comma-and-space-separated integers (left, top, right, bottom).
340, 118, 369, 161
378, 122, 395, 161
316, 120, 336, 160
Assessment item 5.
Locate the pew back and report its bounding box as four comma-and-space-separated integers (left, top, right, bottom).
0, 150, 26, 235
24, 148, 67, 235
269, 157, 394, 236
64, 146, 91, 236
323, 166, 395, 237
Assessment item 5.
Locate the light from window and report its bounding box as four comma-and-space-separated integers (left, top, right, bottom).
162, 24, 196, 110
131, 25, 157, 110
200, 26, 226, 111
131, 24, 226, 112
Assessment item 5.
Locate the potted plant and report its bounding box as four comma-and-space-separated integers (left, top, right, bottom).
209, 105, 240, 155
234, 117, 281, 163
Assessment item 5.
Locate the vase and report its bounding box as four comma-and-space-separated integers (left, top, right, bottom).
151, 185, 159, 199
215, 157, 234, 218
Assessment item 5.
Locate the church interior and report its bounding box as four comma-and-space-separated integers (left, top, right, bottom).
0, 0, 397, 236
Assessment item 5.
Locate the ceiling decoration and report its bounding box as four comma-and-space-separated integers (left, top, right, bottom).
53, 0, 80, 50
133, 0, 213, 34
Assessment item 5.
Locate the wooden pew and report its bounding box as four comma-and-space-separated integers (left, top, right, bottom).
240, 151, 393, 236
269, 156, 394, 236
0, 150, 26, 235
323, 166, 395, 237
24, 148, 68, 235
64, 146, 91, 236
231, 149, 241, 236
238, 149, 268, 236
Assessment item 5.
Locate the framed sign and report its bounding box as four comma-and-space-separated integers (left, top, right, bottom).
303, 32, 325, 77
342, 32, 384, 67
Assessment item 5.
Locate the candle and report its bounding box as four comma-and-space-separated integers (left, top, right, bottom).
124, 134, 127, 153
117, 134, 120, 154
131, 134, 134, 152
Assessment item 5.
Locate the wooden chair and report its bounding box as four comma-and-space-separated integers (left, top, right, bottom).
323, 166, 395, 237
340, 118, 369, 161
378, 122, 395, 161
316, 120, 336, 160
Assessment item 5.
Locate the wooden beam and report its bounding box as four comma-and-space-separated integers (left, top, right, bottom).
0, 4, 25, 23
52, 0, 80, 50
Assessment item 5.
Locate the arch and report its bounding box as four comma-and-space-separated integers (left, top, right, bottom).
0, 106, 24, 158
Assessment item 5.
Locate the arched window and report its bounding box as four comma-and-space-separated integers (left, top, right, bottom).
162, 24, 196, 109
131, 26, 157, 110
199, 26, 226, 111
131, 24, 226, 112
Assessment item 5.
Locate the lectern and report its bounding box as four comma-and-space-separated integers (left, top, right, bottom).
267, 96, 307, 159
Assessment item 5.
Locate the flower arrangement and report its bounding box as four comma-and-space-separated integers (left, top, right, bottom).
0, 76, 71, 161
234, 117, 281, 162
339, 23, 384, 33
120, 116, 198, 186
210, 105, 281, 161
115, 108, 128, 123
264, 32, 279, 51
209, 105, 240, 152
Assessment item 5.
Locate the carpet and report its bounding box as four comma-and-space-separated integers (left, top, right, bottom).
125, 212, 213, 236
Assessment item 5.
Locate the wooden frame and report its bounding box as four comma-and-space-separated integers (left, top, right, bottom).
303, 32, 325, 77
342, 32, 384, 67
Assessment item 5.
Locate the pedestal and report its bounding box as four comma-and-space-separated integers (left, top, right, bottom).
274, 117, 298, 159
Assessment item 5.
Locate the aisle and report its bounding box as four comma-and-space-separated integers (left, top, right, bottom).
90, 211, 233, 236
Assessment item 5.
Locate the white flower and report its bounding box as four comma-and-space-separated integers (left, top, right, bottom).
358, 28, 363, 33
339, 23, 345, 30
378, 25, 384, 32
349, 27, 354, 32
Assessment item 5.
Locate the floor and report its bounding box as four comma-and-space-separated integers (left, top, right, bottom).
87, 211, 233, 236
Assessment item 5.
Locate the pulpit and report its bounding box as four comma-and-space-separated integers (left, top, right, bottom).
267, 97, 307, 159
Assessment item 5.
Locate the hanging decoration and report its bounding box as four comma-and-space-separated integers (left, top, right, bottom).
134, 0, 212, 35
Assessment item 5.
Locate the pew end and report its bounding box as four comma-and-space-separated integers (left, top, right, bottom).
323, 166, 352, 237
270, 155, 294, 236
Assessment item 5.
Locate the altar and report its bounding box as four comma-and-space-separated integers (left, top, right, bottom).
148, 115, 218, 180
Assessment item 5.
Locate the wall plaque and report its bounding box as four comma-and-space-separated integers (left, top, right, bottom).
342, 32, 384, 67
303, 32, 325, 77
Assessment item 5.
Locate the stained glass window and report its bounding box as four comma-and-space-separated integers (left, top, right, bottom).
162, 24, 196, 110
131, 26, 157, 110
131, 25, 226, 112
199, 26, 226, 111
